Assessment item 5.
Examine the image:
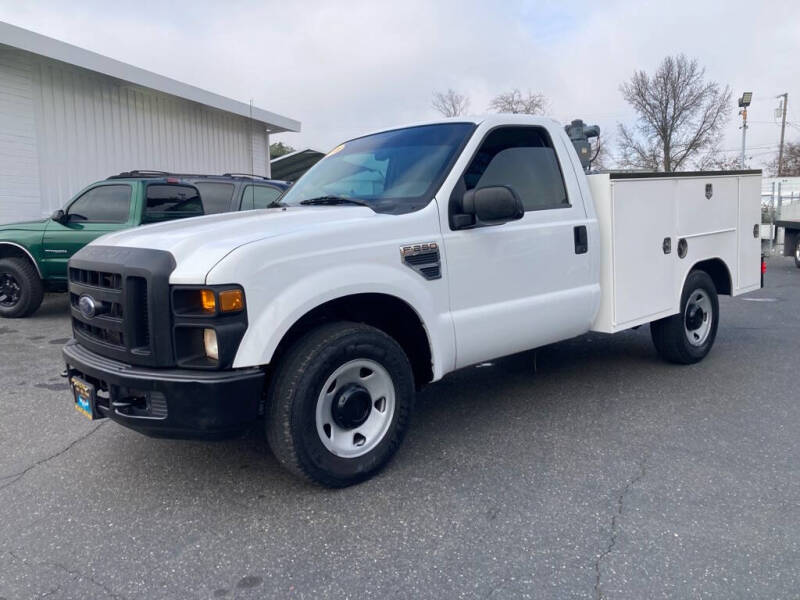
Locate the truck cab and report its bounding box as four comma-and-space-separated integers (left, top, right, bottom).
61, 116, 762, 487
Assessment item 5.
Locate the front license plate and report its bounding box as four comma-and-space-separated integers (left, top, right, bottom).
71, 376, 96, 420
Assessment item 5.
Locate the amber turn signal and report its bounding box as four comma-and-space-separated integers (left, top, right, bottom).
219, 289, 244, 313
200, 289, 216, 313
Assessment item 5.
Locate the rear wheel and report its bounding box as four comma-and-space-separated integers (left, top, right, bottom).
0, 257, 44, 318
266, 322, 415, 487
651, 270, 719, 364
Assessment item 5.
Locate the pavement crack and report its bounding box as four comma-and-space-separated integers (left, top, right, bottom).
49, 560, 129, 600
0, 423, 106, 492
8, 549, 127, 600
593, 457, 647, 600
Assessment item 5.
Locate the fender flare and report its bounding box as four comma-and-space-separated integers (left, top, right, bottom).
0, 242, 42, 278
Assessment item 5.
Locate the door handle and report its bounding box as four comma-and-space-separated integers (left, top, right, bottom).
574, 226, 588, 254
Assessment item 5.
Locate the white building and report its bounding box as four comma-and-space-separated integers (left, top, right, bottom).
0, 21, 300, 224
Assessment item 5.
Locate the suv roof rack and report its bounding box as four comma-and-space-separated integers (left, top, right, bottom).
221, 173, 271, 180
107, 170, 173, 179
107, 170, 279, 181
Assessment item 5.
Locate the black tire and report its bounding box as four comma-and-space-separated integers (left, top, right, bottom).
266, 321, 415, 487
650, 270, 719, 365
794, 238, 800, 268
0, 257, 44, 318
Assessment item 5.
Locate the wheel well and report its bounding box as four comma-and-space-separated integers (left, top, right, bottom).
0, 243, 40, 276
271, 293, 434, 387
691, 258, 731, 295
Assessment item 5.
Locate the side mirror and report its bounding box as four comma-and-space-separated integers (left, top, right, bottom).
457, 185, 524, 227
51, 209, 66, 224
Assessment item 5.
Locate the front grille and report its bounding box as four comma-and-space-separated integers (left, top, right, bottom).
67, 246, 176, 367
73, 318, 125, 347
69, 268, 128, 351
69, 267, 121, 290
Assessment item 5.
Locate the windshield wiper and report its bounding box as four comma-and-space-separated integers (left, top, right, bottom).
299, 196, 372, 208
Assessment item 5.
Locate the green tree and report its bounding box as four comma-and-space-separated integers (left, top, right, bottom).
270, 141, 296, 159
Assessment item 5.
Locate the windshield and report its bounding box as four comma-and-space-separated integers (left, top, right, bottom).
279, 123, 476, 214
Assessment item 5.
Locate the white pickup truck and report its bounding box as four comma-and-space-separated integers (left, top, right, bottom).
63, 115, 762, 486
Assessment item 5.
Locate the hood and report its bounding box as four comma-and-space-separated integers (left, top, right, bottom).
0, 218, 49, 232
92, 206, 379, 283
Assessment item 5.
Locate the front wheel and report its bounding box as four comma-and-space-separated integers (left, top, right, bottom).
0, 257, 44, 318
266, 322, 415, 487
650, 270, 719, 364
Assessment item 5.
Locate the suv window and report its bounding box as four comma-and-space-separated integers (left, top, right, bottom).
240, 185, 282, 210
67, 185, 132, 223
194, 182, 235, 214
143, 184, 204, 223
464, 127, 569, 211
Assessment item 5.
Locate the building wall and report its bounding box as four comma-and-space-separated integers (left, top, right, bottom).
0, 46, 41, 223
0, 45, 270, 224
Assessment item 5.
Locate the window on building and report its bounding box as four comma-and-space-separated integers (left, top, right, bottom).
240, 185, 283, 210
143, 184, 204, 223
194, 182, 235, 214
464, 127, 569, 211
66, 185, 132, 223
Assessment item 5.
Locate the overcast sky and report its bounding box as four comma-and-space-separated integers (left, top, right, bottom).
1, 0, 798, 168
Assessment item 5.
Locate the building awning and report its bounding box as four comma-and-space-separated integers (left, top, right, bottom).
0, 21, 300, 133
270, 149, 325, 181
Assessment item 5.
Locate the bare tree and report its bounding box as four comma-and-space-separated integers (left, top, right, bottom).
617, 54, 731, 172
766, 141, 800, 176
697, 147, 746, 171
432, 89, 470, 117
589, 137, 614, 171
488, 89, 547, 115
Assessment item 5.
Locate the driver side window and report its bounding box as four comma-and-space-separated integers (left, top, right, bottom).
464, 127, 569, 212
67, 185, 132, 223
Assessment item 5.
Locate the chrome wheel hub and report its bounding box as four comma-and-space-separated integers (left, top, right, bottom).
315, 359, 395, 458
684, 289, 712, 347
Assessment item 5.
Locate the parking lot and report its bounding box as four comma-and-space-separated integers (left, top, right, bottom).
0, 257, 797, 599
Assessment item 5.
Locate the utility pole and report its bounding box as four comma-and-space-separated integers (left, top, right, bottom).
776, 93, 788, 177
738, 92, 752, 169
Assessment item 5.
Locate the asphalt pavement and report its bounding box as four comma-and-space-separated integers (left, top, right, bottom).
1, 258, 798, 599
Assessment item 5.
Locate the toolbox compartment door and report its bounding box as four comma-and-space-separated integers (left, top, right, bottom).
736, 175, 762, 293
610, 179, 676, 327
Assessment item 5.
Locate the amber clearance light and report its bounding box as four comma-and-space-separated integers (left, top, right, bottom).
219, 289, 244, 313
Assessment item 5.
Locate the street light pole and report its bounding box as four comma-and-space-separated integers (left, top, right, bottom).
738, 92, 753, 169
776, 93, 788, 177
741, 108, 748, 168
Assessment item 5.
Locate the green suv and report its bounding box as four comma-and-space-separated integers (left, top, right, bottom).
0, 171, 289, 318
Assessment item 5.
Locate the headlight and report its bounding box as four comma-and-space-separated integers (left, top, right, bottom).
203, 328, 219, 360
173, 287, 245, 316
171, 285, 248, 369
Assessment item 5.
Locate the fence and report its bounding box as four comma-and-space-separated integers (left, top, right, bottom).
761, 177, 800, 255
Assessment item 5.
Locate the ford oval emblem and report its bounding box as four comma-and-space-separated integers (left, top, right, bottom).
78, 294, 97, 318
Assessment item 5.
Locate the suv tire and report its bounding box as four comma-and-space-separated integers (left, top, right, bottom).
0, 257, 44, 318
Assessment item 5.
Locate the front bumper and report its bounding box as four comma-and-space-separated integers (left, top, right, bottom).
63, 340, 265, 439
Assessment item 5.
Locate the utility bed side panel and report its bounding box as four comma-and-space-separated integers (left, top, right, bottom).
590, 171, 761, 333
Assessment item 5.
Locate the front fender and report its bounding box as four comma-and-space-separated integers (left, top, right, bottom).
218, 262, 455, 380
